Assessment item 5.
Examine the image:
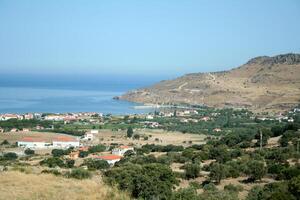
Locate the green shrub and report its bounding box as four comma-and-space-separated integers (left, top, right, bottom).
66, 168, 91, 179
24, 148, 35, 155
3, 152, 18, 160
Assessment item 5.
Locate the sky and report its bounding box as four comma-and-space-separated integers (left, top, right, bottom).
0, 0, 300, 77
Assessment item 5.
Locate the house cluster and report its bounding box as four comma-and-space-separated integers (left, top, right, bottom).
43, 112, 103, 124
94, 145, 134, 165
17, 136, 80, 149
141, 121, 160, 128
0, 113, 39, 121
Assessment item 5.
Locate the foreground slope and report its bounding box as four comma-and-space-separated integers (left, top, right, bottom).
0, 171, 129, 200
120, 53, 300, 113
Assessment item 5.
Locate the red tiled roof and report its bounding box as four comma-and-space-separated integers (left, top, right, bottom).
95, 155, 122, 160
53, 136, 77, 142
20, 137, 46, 142
119, 145, 131, 149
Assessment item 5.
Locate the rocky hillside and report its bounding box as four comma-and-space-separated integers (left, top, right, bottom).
120, 53, 300, 113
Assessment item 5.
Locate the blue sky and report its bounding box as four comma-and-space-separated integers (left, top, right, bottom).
0, 0, 300, 77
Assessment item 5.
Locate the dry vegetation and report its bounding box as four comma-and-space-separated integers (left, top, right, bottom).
0, 171, 130, 200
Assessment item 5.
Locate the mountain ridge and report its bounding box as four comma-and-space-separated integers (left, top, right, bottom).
120, 53, 300, 113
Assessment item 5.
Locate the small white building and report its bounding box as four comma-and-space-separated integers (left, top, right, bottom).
83, 132, 94, 141
112, 145, 134, 156
146, 115, 154, 120
90, 129, 99, 134
18, 137, 48, 149
94, 155, 122, 165
52, 136, 80, 149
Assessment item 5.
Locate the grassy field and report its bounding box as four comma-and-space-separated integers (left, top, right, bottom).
0, 171, 130, 200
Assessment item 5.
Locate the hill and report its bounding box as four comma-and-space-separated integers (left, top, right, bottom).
120, 53, 300, 113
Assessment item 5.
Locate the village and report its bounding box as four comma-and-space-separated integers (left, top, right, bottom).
0, 106, 300, 200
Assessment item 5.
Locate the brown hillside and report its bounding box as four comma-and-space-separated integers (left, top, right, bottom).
120, 53, 300, 113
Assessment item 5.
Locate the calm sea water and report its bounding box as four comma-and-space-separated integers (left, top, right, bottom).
0, 74, 165, 114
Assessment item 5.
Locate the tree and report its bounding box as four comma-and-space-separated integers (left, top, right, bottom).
209, 162, 227, 184
127, 127, 133, 138
184, 163, 200, 179
24, 148, 35, 155
245, 160, 266, 181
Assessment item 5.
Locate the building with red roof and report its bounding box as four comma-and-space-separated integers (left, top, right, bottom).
94, 154, 122, 165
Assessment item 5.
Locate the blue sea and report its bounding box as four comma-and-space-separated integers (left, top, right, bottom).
0, 74, 166, 115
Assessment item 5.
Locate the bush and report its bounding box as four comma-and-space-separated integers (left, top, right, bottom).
133, 134, 140, 140
105, 163, 178, 199
24, 148, 35, 155
66, 159, 75, 168
40, 157, 65, 168
66, 168, 91, 179
51, 149, 65, 157
1, 140, 9, 145
41, 169, 61, 176
84, 159, 110, 170
3, 152, 18, 160
224, 184, 243, 192
88, 145, 106, 153
79, 151, 89, 158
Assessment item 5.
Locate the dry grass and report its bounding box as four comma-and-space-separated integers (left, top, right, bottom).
93, 129, 206, 147
0, 131, 76, 143
0, 171, 130, 200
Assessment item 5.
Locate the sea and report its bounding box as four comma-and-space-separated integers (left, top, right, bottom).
0, 74, 166, 115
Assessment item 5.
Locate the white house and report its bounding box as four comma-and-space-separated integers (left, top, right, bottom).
112, 145, 134, 156
90, 129, 99, 134
94, 155, 122, 165
44, 115, 64, 121
52, 136, 80, 149
83, 132, 94, 141
17, 137, 49, 149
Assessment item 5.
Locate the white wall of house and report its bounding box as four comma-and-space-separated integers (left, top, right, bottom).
17, 141, 48, 149
112, 147, 134, 156
52, 141, 80, 149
